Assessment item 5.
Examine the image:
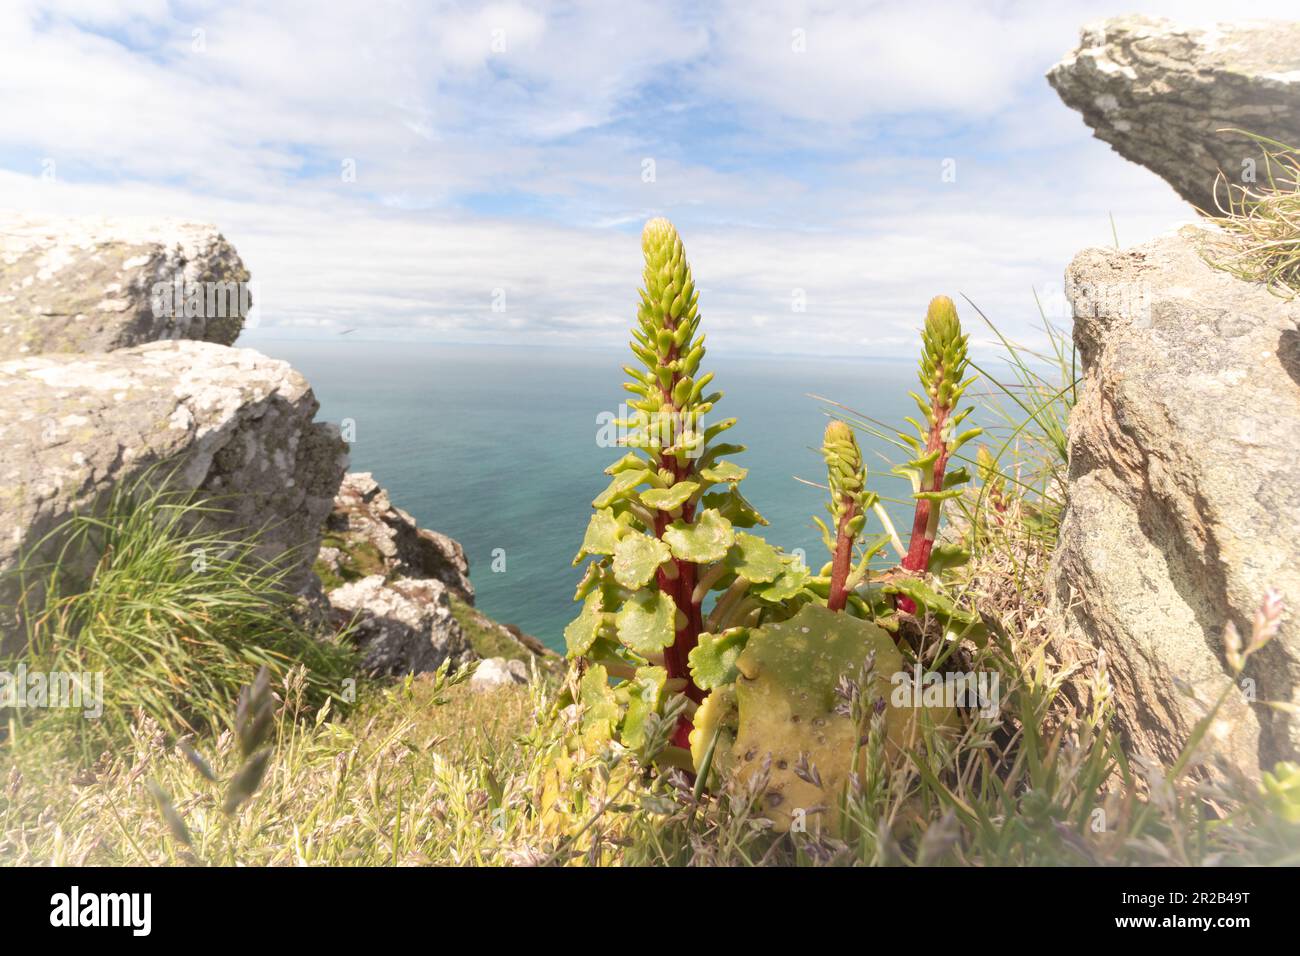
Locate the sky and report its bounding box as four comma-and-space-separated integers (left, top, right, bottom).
1, 0, 1293, 359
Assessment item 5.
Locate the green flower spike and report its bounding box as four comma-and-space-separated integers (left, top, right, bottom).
816, 421, 878, 612
567, 217, 786, 757
896, 296, 981, 611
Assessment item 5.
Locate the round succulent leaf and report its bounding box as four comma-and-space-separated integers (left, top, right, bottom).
754, 560, 811, 602
663, 508, 735, 563
725, 532, 784, 583
620, 665, 667, 750
612, 533, 672, 589
729, 604, 905, 831
639, 480, 699, 511
564, 590, 604, 657
573, 510, 623, 564
615, 589, 678, 656
688, 628, 750, 690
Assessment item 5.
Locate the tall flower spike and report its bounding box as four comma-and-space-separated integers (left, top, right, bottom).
897, 296, 981, 611
568, 217, 767, 758
820, 421, 872, 612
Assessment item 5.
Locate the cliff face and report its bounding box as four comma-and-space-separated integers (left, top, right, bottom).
1048, 16, 1300, 213
0, 213, 542, 682
316, 472, 550, 676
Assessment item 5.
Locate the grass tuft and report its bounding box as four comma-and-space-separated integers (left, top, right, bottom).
1204, 130, 1300, 299
2, 474, 354, 758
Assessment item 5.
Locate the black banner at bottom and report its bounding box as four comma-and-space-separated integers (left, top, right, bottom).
0, 865, 1287, 942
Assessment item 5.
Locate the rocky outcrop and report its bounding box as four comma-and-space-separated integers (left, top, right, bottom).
328, 575, 472, 676
1049, 225, 1300, 777
0, 214, 251, 358
1048, 16, 1300, 213
320, 472, 473, 602
0, 340, 347, 642
316, 472, 551, 673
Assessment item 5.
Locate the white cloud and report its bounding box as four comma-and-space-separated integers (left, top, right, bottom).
0, 1, 1287, 358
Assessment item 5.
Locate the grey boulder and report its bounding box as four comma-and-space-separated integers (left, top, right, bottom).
0, 213, 251, 358
1048, 16, 1300, 213
0, 340, 347, 643
1049, 225, 1300, 777
328, 574, 472, 677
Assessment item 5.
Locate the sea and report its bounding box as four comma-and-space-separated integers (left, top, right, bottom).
254, 338, 933, 651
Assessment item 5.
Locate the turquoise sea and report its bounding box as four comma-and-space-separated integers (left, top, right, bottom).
256, 340, 928, 651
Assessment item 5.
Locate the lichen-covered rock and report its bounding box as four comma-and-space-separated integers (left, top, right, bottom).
314, 472, 552, 666
322, 472, 473, 602
1049, 226, 1300, 777
328, 574, 472, 676
470, 656, 530, 691
1048, 16, 1300, 212
0, 340, 347, 644
0, 213, 250, 358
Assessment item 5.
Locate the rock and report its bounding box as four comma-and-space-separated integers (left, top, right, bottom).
0, 340, 347, 645
314, 472, 553, 667
328, 575, 472, 676
322, 472, 473, 602
470, 656, 531, 691
0, 213, 250, 358
1048, 16, 1300, 213
1049, 225, 1300, 777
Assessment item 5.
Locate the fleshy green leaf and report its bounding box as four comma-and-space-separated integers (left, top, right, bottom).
725, 532, 784, 584
699, 460, 747, 484
593, 469, 648, 508
754, 560, 811, 602
942, 466, 971, 490
564, 590, 604, 657
639, 480, 699, 511
701, 487, 767, 529
606, 452, 649, 475
573, 560, 602, 601
928, 543, 970, 576
663, 508, 735, 563
579, 665, 620, 744
612, 533, 672, 589
573, 510, 623, 564
688, 628, 750, 690
620, 665, 667, 750
882, 577, 986, 644
615, 589, 678, 656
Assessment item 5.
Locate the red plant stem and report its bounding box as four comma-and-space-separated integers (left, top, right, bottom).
897, 398, 950, 614
650, 332, 705, 749
826, 498, 858, 612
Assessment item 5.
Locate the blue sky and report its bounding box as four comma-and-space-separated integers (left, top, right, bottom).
2, 0, 1291, 358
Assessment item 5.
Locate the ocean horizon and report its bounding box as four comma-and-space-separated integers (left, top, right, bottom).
250, 336, 945, 650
